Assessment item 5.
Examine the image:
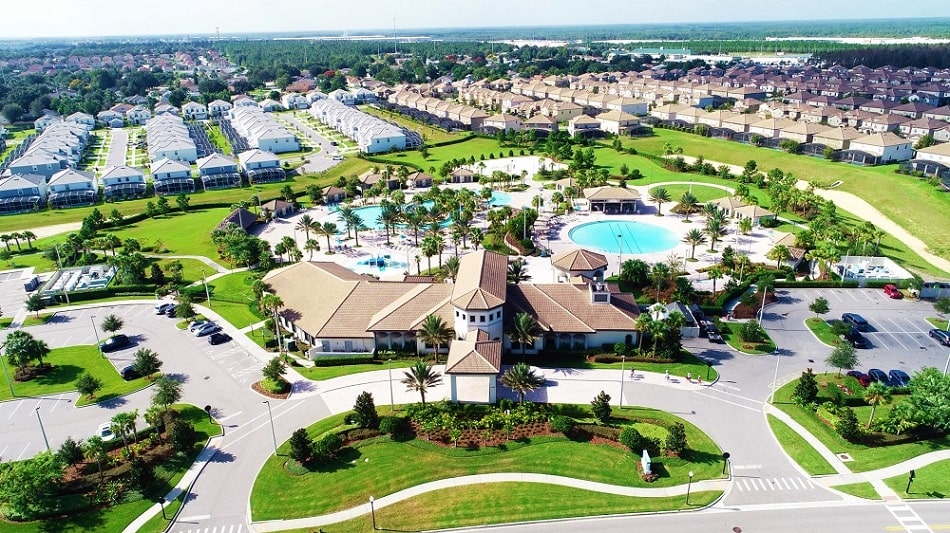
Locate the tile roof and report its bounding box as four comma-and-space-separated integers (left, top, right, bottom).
445, 329, 501, 374
451, 250, 508, 311
551, 248, 608, 272
506, 283, 639, 334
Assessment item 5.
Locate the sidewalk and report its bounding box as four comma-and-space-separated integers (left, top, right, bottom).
251, 474, 730, 532
763, 403, 852, 475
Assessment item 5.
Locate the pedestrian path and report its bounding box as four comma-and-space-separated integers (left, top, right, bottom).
763, 403, 852, 475
251, 473, 730, 532
733, 476, 817, 492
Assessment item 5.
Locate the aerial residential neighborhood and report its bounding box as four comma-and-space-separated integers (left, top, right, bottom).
0, 6, 949, 533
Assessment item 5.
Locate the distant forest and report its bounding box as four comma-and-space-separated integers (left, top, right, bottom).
815, 44, 950, 69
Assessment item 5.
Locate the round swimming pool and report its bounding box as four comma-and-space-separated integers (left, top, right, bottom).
568, 220, 680, 255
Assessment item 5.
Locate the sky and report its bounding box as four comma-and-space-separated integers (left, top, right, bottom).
2, 0, 948, 39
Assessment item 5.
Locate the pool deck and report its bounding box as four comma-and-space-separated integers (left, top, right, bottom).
255, 161, 779, 290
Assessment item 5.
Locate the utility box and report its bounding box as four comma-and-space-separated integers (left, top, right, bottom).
23, 276, 39, 292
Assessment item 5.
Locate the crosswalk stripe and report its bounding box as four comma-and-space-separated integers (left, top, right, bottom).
782, 478, 792, 489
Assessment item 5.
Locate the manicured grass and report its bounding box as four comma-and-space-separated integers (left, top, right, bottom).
927, 316, 949, 329
250, 406, 723, 521
295, 359, 418, 381
648, 183, 730, 204
766, 414, 836, 475
884, 459, 950, 499
718, 321, 776, 355
772, 379, 950, 472
805, 317, 841, 346
315, 484, 722, 533
518, 350, 719, 382
626, 129, 950, 266
134, 491, 184, 533
369, 136, 508, 171
0, 249, 59, 273
101, 209, 227, 261
359, 106, 468, 145
0, 404, 220, 533
204, 124, 232, 155
832, 482, 881, 500
0, 345, 152, 406
207, 271, 264, 328
154, 258, 215, 286
20, 313, 56, 327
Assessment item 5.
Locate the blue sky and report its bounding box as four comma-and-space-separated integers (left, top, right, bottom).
2, 0, 948, 39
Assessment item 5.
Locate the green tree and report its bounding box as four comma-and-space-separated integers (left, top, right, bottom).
262, 356, 287, 382
288, 428, 311, 463
110, 411, 136, 454
906, 367, 950, 431
793, 368, 819, 406
500, 362, 544, 403
75, 373, 103, 399
56, 437, 85, 473
506, 259, 531, 284
679, 192, 698, 222
809, 296, 830, 319
864, 381, 892, 429
156, 196, 171, 215
619, 425, 644, 451
507, 312, 540, 357
5, 329, 50, 371
835, 407, 862, 442
666, 422, 688, 455
25, 292, 46, 318
151, 374, 183, 413
0, 451, 66, 520
767, 244, 791, 268
418, 314, 453, 362
132, 348, 162, 380
169, 419, 197, 453
401, 361, 442, 406
649, 187, 671, 215
100, 314, 124, 337
591, 390, 612, 425
82, 436, 108, 481
175, 193, 191, 212
682, 228, 706, 260
934, 297, 950, 316
352, 391, 380, 429
826, 342, 858, 376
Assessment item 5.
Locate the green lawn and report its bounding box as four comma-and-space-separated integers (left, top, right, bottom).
359, 106, 468, 145
134, 492, 184, 533
772, 379, 950, 472
766, 414, 836, 475
0, 345, 152, 406
250, 406, 723, 521
20, 313, 56, 327
805, 317, 841, 346
927, 316, 949, 329
101, 209, 227, 260
0, 403, 219, 533
884, 459, 950, 499
315, 484, 722, 533
206, 271, 263, 328
295, 359, 418, 381
648, 183, 730, 204
154, 258, 215, 286
204, 124, 232, 155
719, 321, 776, 355
369, 136, 507, 171
626, 129, 950, 264
516, 350, 719, 382
832, 482, 881, 500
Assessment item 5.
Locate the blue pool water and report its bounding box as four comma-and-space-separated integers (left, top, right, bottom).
328, 201, 441, 231
488, 191, 511, 206
352, 254, 408, 274
568, 220, 679, 255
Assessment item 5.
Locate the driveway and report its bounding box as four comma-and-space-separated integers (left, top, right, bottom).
105, 127, 128, 167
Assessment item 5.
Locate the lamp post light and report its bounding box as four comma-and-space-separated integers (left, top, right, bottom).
263, 400, 278, 455
369, 495, 377, 530
722, 452, 731, 475
202, 270, 212, 308
618, 354, 626, 409
158, 497, 167, 520
91, 315, 103, 357
686, 470, 694, 504
387, 358, 395, 410
35, 407, 50, 451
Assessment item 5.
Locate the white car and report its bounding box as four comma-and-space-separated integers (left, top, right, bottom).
193, 323, 221, 337
188, 320, 210, 332
98, 422, 115, 442
154, 302, 175, 315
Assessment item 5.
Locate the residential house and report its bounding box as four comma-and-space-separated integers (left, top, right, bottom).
322, 185, 347, 204
99, 165, 146, 201
238, 149, 285, 184
260, 199, 296, 218
567, 115, 601, 136
228, 106, 299, 153
127, 105, 152, 125
181, 101, 208, 120
847, 132, 914, 164
779, 122, 831, 144
483, 113, 523, 132
65, 112, 95, 129
208, 99, 233, 117
523, 114, 558, 134
258, 99, 283, 112
47, 168, 97, 208
748, 118, 797, 139
150, 157, 195, 195
154, 104, 179, 116
899, 118, 949, 139
813, 127, 864, 150
6, 149, 69, 179
33, 113, 61, 132
597, 110, 640, 134
0, 174, 45, 214
406, 171, 433, 189
196, 153, 241, 190
96, 110, 124, 127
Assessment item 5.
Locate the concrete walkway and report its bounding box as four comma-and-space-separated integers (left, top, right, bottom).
142, 253, 232, 274
815, 449, 950, 490
763, 403, 852, 475
252, 474, 730, 532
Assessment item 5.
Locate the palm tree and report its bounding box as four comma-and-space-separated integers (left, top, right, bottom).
21, 231, 36, 249
405, 210, 425, 246
319, 222, 338, 252
337, 206, 356, 238
864, 381, 891, 429
0, 234, 11, 252
507, 260, 531, 285
295, 214, 317, 243
9, 232, 23, 251
682, 228, 706, 260
767, 244, 791, 269
805, 241, 841, 280
469, 227, 484, 250
500, 362, 544, 403
649, 319, 668, 357
649, 187, 671, 216
442, 256, 461, 283
421, 235, 439, 273
507, 312, 541, 357
83, 436, 107, 481
679, 192, 698, 222
259, 293, 284, 346
401, 361, 443, 406
635, 313, 653, 353
708, 266, 724, 294
418, 314, 453, 362
649, 263, 671, 301
304, 239, 320, 260
704, 218, 727, 252
352, 216, 367, 247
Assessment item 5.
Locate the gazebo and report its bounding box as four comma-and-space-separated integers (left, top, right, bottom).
583, 186, 640, 214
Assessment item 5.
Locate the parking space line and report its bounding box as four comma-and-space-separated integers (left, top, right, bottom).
7, 400, 23, 419
15, 443, 31, 461
901, 318, 928, 334
48, 394, 66, 413
888, 319, 924, 348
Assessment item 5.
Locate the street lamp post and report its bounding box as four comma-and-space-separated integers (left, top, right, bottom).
387, 358, 395, 410
686, 470, 694, 504
91, 316, 103, 356
944, 351, 950, 376
369, 496, 377, 530
35, 407, 50, 451
618, 354, 626, 409
202, 270, 211, 308
263, 400, 278, 455
0, 344, 14, 397
158, 497, 167, 520
722, 452, 731, 475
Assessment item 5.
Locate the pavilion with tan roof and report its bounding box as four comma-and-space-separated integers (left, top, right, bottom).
263, 249, 641, 403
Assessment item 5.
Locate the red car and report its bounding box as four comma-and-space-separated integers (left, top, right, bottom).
883, 284, 902, 299
846, 371, 871, 387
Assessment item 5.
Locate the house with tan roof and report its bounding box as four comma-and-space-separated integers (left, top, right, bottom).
847, 132, 913, 163
551, 248, 608, 283
813, 127, 863, 150
263, 249, 640, 403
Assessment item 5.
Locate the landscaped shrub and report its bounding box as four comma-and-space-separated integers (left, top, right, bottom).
575, 424, 621, 441
312, 355, 376, 366
619, 425, 644, 450
549, 415, 575, 435
312, 433, 343, 464
665, 422, 688, 455
591, 391, 612, 424
378, 415, 409, 436
352, 391, 380, 430
169, 419, 197, 453
288, 428, 311, 463
835, 407, 863, 442
793, 368, 819, 406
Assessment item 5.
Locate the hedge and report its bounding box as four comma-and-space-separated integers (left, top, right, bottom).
51, 283, 156, 304
773, 280, 860, 289
360, 154, 424, 171
429, 133, 476, 148
312, 354, 377, 367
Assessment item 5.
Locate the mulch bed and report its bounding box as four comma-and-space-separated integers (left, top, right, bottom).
252, 380, 291, 399
409, 421, 558, 448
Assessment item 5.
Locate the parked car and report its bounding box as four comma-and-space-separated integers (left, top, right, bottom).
846, 370, 870, 387
193, 323, 221, 337
841, 313, 870, 332
154, 302, 175, 315
928, 328, 950, 346
164, 304, 178, 317
188, 320, 209, 332
883, 284, 903, 299
868, 368, 889, 384
208, 332, 232, 345
330, 140, 338, 146
98, 422, 115, 442
99, 334, 131, 353
331, 154, 343, 160
706, 326, 723, 344
843, 328, 868, 349
119, 365, 138, 381
888, 369, 911, 387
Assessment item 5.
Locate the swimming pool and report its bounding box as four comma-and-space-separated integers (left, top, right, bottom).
489, 191, 511, 206
328, 201, 441, 231
568, 220, 679, 255
349, 254, 408, 275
